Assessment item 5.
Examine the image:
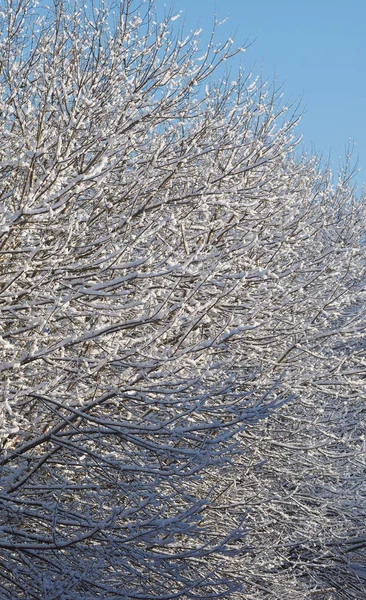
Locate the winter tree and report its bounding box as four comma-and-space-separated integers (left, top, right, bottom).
0, 0, 365, 598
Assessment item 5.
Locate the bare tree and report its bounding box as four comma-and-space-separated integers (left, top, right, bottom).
0, 1, 365, 598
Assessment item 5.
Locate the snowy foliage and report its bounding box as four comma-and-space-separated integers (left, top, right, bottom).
0, 1, 365, 598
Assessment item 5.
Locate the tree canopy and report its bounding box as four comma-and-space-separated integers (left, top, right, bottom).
0, 1, 365, 598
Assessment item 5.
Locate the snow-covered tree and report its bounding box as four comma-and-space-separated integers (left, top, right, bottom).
0, 1, 365, 598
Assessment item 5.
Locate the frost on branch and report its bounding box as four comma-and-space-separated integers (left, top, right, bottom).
0, 0, 365, 598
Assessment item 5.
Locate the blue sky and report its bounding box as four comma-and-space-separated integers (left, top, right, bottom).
168, 0, 365, 189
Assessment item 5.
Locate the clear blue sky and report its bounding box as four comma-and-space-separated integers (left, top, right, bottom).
167, 0, 365, 189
